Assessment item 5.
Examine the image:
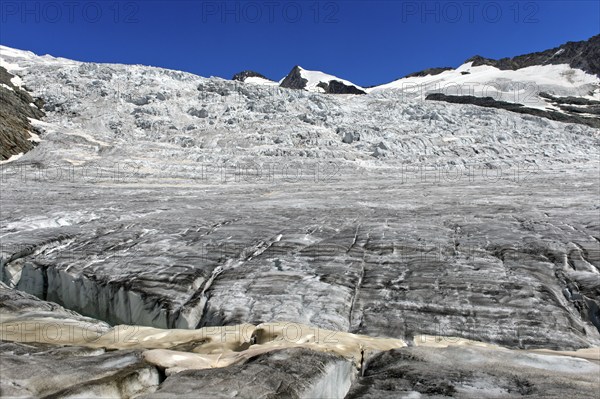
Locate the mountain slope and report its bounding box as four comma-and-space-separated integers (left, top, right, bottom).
467, 34, 600, 77
0, 66, 44, 161
280, 66, 366, 94
227, 35, 600, 128
367, 36, 600, 126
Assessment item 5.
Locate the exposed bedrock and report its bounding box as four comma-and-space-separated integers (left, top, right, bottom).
466, 34, 600, 77
0, 66, 45, 160
426, 93, 600, 128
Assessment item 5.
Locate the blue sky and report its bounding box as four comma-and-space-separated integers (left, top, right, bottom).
1, 1, 598, 86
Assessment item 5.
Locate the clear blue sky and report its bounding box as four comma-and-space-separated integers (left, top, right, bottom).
1, 1, 599, 86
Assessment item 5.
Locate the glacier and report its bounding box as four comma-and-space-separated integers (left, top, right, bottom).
0, 44, 599, 398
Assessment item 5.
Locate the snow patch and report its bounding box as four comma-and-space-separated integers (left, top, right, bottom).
10, 74, 23, 88
369, 62, 600, 109
244, 76, 278, 86
0, 83, 14, 91
0, 153, 24, 165
298, 66, 364, 93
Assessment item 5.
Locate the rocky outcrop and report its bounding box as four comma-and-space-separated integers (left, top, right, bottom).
539, 91, 600, 116
466, 34, 600, 76
426, 93, 600, 128
318, 79, 367, 95
0, 66, 45, 160
539, 91, 600, 106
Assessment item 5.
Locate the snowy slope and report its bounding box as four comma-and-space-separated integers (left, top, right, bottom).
369, 62, 600, 108
244, 76, 278, 86
295, 66, 365, 93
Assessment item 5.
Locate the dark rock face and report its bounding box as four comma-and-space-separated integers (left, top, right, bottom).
539, 92, 600, 106
539, 91, 600, 115
279, 66, 308, 90
232, 70, 273, 83
0, 67, 45, 160
466, 34, 600, 76
326, 80, 367, 95
426, 93, 600, 128
318, 79, 366, 95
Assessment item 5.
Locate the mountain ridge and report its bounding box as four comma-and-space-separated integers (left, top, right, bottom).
232, 35, 600, 92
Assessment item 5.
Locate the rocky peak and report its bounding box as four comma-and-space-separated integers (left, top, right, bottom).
279, 66, 307, 90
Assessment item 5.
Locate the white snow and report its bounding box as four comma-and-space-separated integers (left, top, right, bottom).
244, 76, 278, 86
369, 62, 600, 108
0, 153, 24, 165
0, 45, 38, 60
0, 43, 596, 180
10, 74, 23, 88
371, 62, 599, 92
28, 131, 42, 143
0, 44, 78, 75
297, 66, 364, 93
1, 83, 14, 92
